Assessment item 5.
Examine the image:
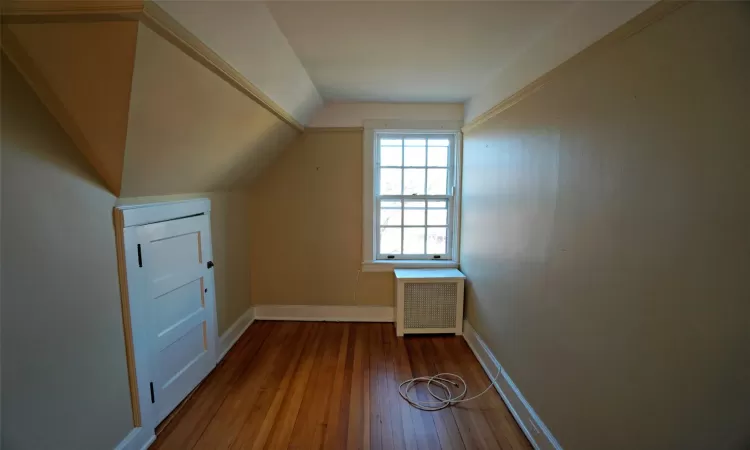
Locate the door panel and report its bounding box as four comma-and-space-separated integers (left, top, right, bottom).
153, 279, 204, 338
158, 322, 206, 386
136, 214, 216, 423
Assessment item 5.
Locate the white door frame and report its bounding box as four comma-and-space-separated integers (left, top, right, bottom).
113, 198, 218, 448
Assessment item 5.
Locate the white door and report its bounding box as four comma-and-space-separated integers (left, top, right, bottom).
135, 214, 217, 423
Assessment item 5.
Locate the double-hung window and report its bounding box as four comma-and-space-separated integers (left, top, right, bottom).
375, 133, 457, 261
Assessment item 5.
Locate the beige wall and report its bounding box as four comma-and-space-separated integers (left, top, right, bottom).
120, 23, 298, 197
1, 58, 132, 450
249, 130, 393, 306
5, 22, 138, 196
117, 191, 254, 334
460, 3, 750, 450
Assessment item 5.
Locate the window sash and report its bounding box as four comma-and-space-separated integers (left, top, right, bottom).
374, 133, 455, 260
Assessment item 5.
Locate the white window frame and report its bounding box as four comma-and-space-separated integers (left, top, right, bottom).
362, 120, 463, 272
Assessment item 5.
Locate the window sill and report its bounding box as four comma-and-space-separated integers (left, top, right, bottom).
361, 260, 459, 273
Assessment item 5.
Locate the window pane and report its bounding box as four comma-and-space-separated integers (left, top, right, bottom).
428, 138, 450, 146
404, 146, 426, 166
427, 209, 447, 226
405, 138, 426, 146
382, 200, 402, 208
380, 208, 401, 226
380, 227, 401, 254
404, 200, 425, 208
381, 138, 402, 146
426, 168, 447, 195
428, 146, 448, 166
380, 146, 402, 166
403, 169, 425, 195
404, 208, 425, 226
404, 228, 425, 254
427, 200, 446, 208
380, 168, 402, 195
427, 227, 447, 254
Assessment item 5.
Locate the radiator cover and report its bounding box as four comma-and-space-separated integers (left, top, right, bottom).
394, 269, 465, 336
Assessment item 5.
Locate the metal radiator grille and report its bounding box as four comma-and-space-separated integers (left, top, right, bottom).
404, 282, 457, 329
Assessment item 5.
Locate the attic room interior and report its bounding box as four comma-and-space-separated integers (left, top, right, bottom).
0, 1, 749, 449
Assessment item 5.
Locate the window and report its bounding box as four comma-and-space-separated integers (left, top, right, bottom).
375, 133, 457, 261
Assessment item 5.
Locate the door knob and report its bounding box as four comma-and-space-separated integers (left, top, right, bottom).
207, 261, 214, 269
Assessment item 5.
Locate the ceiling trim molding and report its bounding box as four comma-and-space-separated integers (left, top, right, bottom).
1, 0, 305, 132
140, 1, 303, 132
0, 0, 144, 22
462, 0, 688, 134
304, 127, 364, 133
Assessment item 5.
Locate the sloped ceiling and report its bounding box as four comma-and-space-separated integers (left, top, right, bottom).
155, 0, 323, 125
5, 22, 138, 196
3, 18, 300, 198
266, 1, 572, 103
120, 23, 298, 197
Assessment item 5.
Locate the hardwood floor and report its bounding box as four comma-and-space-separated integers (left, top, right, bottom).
152, 321, 531, 450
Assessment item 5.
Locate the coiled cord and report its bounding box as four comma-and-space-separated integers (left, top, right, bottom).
398, 368, 503, 411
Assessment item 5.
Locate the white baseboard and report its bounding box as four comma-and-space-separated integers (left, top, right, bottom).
113, 427, 155, 450
253, 305, 394, 323
217, 307, 255, 362
463, 320, 562, 450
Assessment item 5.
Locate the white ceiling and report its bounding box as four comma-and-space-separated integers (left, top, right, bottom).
265, 1, 574, 103
159, 1, 652, 124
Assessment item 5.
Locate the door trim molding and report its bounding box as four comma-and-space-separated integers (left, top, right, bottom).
253, 305, 395, 323
113, 198, 217, 439
117, 198, 211, 228
462, 320, 562, 450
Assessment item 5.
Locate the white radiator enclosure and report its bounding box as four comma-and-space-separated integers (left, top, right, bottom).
394, 269, 466, 336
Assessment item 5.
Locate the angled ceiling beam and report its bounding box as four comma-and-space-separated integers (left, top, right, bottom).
1, 0, 305, 132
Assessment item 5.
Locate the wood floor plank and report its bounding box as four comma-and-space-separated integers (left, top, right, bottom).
263, 323, 326, 450
380, 324, 412, 450
287, 323, 343, 450
347, 323, 370, 450
322, 323, 354, 449
151, 321, 273, 450
192, 321, 302, 449
397, 335, 441, 450
151, 322, 531, 450
451, 338, 530, 450
410, 338, 465, 450
233, 322, 316, 450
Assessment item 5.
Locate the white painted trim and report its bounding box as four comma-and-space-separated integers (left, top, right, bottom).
463, 320, 563, 450
117, 198, 211, 228
363, 127, 376, 263
254, 305, 394, 323
363, 119, 463, 131
362, 122, 463, 266
113, 198, 219, 438
113, 427, 155, 450
217, 307, 255, 362
308, 103, 464, 128
362, 259, 459, 272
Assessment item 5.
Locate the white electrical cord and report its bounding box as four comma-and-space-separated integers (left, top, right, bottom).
355, 268, 497, 411
399, 366, 503, 411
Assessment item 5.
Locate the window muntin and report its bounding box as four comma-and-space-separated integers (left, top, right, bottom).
375, 134, 454, 260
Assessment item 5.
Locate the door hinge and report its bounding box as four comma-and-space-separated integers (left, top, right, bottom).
137, 244, 143, 268
150, 381, 155, 404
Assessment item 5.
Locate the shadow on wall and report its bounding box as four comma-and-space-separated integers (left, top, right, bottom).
215, 120, 300, 190
1, 56, 133, 450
